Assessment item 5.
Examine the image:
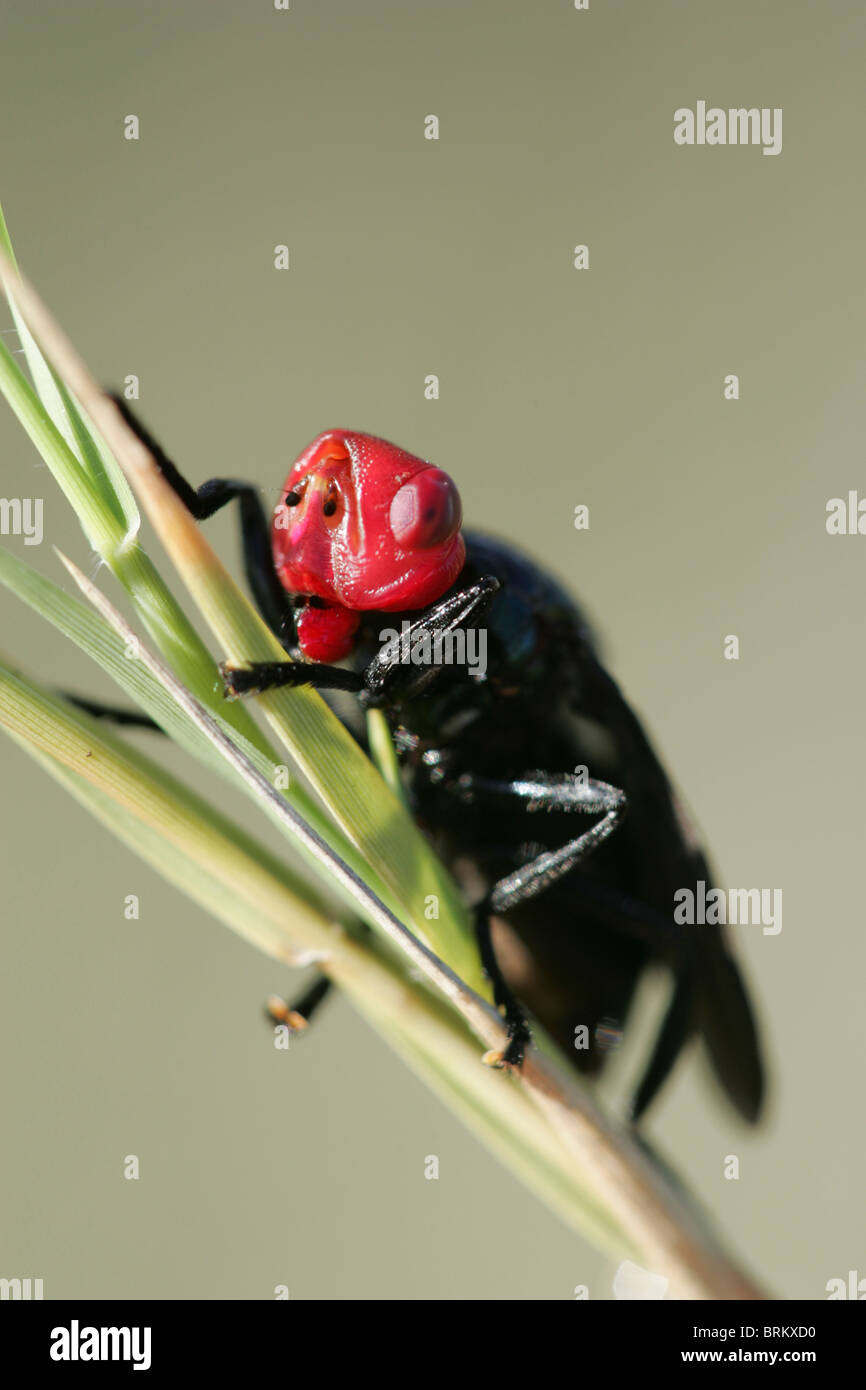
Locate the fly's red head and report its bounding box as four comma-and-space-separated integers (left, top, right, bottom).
272, 430, 465, 661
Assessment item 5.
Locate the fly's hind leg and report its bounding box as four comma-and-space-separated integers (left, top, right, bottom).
266, 976, 334, 1037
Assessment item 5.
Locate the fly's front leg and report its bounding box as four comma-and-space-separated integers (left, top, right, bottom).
220, 658, 365, 698
363, 577, 499, 702
221, 577, 499, 704
110, 396, 292, 641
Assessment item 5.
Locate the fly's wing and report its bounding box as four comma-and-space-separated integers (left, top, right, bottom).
687, 843, 765, 1123
698, 939, 765, 1122
571, 644, 766, 1122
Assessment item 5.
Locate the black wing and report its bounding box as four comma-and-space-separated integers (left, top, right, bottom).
572, 644, 766, 1121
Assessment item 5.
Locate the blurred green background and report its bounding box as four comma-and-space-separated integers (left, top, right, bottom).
2, 0, 864, 1299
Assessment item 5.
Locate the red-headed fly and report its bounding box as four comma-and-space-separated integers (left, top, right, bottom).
76, 402, 765, 1124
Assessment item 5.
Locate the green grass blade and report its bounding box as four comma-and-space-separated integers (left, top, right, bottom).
0, 662, 642, 1259
0, 543, 415, 919
0, 336, 282, 766
0, 661, 335, 943
0, 200, 136, 526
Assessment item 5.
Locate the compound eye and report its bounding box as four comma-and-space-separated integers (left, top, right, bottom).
389, 468, 462, 550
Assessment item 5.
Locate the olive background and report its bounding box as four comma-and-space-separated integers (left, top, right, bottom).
1, 1, 864, 1300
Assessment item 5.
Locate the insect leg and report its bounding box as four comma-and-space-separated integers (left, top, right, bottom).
446, 772, 625, 1067
221, 660, 365, 697
361, 577, 499, 701
452, 772, 626, 913
222, 577, 499, 703
111, 396, 292, 640
62, 694, 163, 730
266, 976, 334, 1034
473, 904, 532, 1068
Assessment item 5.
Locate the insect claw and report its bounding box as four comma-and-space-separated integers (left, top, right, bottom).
482, 1048, 507, 1069
218, 661, 237, 697
219, 661, 255, 700
266, 995, 310, 1032
266, 994, 290, 1023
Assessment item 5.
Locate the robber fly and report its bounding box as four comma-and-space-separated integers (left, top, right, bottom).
75, 401, 765, 1123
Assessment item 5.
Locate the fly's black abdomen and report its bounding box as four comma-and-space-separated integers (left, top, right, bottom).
386, 530, 764, 1122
